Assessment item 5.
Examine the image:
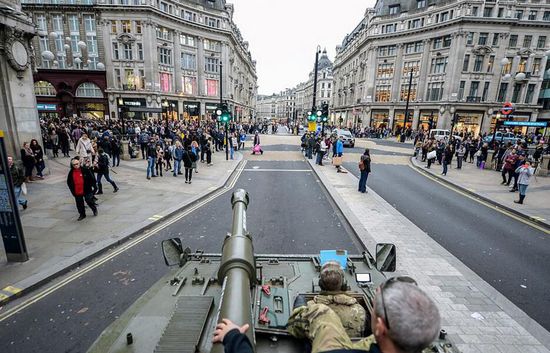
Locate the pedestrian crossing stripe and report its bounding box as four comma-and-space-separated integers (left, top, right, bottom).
2, 286, 21, 295
148, 215, 163, 221
532, 216, 546, 221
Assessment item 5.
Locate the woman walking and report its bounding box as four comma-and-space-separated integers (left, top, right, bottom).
514, 160, 535, 204
21, 142, 35, 182
358, 149, 371, 193
30, 139, 45, 178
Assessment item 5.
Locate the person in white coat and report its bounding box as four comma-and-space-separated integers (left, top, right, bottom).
75, 133, 94, 164
514, 160, 535, 204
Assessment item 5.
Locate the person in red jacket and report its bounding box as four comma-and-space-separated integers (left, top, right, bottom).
67, 157, 97, 221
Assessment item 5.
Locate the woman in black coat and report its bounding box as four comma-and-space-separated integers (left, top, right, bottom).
30, 139, 45, 178
20, 142, 35, 182
182, 146, 197, 184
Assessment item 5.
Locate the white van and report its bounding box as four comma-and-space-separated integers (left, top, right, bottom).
429, 129, 450, 141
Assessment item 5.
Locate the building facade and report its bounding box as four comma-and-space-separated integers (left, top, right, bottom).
0, 0, 41, 157
332, 0, 550, 135
22, 0, 257, 124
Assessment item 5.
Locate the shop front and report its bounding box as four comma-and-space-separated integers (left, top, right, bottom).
36, 103, 59, 121
489, 112, 532, 135
392, 110, 413, 132
118, 98, 148, 121
76, 102, 107, 121
418, 110, 438, 131
183, 101, 200, 121
205, 103, 218, 121
161, 100, 179, 122
455, 111, 483, 137
371, 110, 389, 129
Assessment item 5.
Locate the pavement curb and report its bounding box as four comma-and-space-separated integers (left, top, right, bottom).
303, 156, 379, 252
409, 156, 550, 231
0, 155, 245, 306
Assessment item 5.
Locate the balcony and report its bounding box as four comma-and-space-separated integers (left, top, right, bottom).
466, 96, 481, 103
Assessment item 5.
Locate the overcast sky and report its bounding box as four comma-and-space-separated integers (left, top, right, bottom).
232, 0, 376, 95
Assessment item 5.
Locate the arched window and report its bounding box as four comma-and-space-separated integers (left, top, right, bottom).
76, 82, 103, 98
34, 81, 56, 96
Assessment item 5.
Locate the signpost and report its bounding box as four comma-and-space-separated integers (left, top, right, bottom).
0, 131, 28, 262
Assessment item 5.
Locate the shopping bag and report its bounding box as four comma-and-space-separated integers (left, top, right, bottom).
332, 156, 343, 166
427, 151, 437, 160
21, 182, 27, 195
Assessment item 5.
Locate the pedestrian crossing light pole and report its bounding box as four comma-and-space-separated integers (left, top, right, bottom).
220, 103, 231, 160
321, 103, 329, 135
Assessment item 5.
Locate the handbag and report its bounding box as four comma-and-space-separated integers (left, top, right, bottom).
427, 151, 437, 160
332, 156, 343, 166
21, 182, 27, 195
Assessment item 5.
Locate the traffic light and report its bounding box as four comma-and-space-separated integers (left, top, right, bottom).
220, 102, 231, 123
321, 103, 329, 122
307, 111, 314, 122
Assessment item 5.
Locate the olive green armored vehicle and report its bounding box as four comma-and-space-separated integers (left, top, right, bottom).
87, 189, 459, 353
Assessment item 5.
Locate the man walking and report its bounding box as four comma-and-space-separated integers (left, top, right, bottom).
146, 138, 157, 179
95, 148, 119, 194
67, 157, 97, 221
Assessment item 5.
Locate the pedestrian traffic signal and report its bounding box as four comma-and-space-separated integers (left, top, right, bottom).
307, 111, 315, 122
321, 103, 329, 122
220, 103, 231, 123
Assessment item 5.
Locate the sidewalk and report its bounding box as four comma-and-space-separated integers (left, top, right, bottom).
410, 155, 550, 228
0, 150, 241, 304
306, 157, 550, 353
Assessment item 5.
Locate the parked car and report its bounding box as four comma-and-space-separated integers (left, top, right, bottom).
483, 132, 523, 145
429, 129, 461, 142
333, 129, 355, 147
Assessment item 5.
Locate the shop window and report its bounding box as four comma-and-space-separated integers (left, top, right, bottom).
160, 72, 173, 92
205, 79, 218, 96
34, 81, 56, 96
76, 82, 103, 98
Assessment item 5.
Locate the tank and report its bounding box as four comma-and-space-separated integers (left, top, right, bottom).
87, 189, 459, 353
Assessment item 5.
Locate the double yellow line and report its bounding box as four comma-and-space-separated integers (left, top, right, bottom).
409, 164, 550, 235
0, 161, 247, 322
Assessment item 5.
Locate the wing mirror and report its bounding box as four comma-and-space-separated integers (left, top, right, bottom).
161, 238, 191, 267
375, 243, 396, 272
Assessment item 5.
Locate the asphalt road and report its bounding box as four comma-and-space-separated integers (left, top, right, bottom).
0, 159, 359, 353
343, 159, 550, 331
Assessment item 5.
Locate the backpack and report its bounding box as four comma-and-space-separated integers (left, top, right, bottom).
98, 154, 109, 170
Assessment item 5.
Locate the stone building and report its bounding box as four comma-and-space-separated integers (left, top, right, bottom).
0, 0, 41, 156
332, 0, 550, 136
22, 0, 257, 124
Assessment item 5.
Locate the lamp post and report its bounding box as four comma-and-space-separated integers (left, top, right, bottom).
118, 97, 125, 136
311, 46, 321, 129
401, 68, 414, 143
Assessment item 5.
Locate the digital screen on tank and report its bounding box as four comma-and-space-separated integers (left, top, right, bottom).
355, 273, 371, 283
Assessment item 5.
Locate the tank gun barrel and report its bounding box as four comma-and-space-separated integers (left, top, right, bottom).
214, 189, 256, 351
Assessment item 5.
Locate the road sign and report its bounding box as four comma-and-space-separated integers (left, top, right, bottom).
501, 102, 514, 115
503, 121, 547, 127
308, 122, 316, 131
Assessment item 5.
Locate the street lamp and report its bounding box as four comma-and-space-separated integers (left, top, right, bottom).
401, 68, 414, 142
118, 97, 126, 136
311, 45, 321, 131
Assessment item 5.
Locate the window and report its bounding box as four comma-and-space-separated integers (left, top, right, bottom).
112, 42, 119, 60
111, 21, 117, 33
502, 57, 512, 74
515, 10, 523, 20
487, 55, 495, 73
180, 34, 195, 47
433, 35, 451, 49
498, 8, 504, 18
375, 85, 391, 102
426, 82, 444, 101
122, 20, 131, 33
399, 83, 417, 101
205, 56, 219, 73
35, 14, 47, 31
137, 43, 143, 61
402, 60, 420, 74
469, 81, 480, 98
52, 14, 63, 32
511, 83, 521, 103
497, 83, 508, 101
483, 7, 492, 17
408, 18, 424, 29
417, 0, 426, 8
478, 33, 488, 45
509, 35, 518, 48
379, 45, 397, 56
458, 81, 465, 100
377, 63, 394, 78
544, 11, 550, 21
472, 7, 479, 16
156, 27, 172, 41
482, 82, 490, 101
528, 10, 537, 20
440, 11, 449, 22
34, 81, 56, 96
431, 57, 448, 74
83, 15, 96, 32
523, 35, 532, 48
473, 55, 484, 72
389, 4, 400, 15
135, 21, 142, 34
138, 69, 145, 89
525, 84, 536, 103
492, 33, 500, 46
466, 32, 474, 45
160, 72, 172, 92
182, 76, 197, 94
532, 58, 542, 75
158, 48, 172, 65
76, 82, 103, 98
537, 36, 547, 49
205, 79, 218, 96
204, 39, 221, 52
405, 41, 423, 54
125, 69, 135, 89
382, 24, 396, 33
123, 43, 132, 60
86, 35, 97, 54
183, 11, 194, 21
206, 17, 218, 27
462, 54, 470, 71
68, 14, 79, 33
181, 52, 196, 70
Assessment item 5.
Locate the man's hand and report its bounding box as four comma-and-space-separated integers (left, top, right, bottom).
212, 319, 250, 343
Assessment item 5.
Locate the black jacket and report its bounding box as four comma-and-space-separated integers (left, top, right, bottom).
182, 150, 196, 168
67, 166, 97, 196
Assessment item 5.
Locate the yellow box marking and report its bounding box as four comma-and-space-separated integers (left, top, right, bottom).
2, 286, 21, 295
0, 293, 9, 301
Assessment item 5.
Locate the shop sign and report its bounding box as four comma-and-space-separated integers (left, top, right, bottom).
120, 98, 145, 107
37, 103, 56, 111
503, 121, 547, 127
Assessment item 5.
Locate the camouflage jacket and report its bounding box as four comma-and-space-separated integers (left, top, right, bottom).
310, 293, 367, 338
